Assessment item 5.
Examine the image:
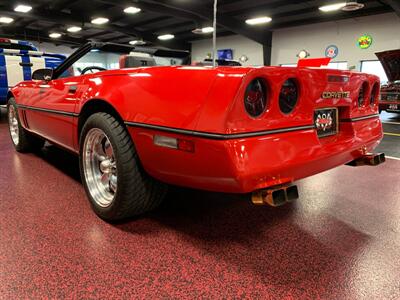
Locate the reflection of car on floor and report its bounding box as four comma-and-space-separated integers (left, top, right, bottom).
6, 42, 384, 221
0, 38, 65, 105
376, 49, 400, 114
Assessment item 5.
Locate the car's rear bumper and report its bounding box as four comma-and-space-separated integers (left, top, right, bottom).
128, 116, 383, 193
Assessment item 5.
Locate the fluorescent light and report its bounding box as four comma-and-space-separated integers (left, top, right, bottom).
0, 17, 14, 24
67, 26, 82, 33
124, 6, 141, 14
245, 16, 272, 25
319, 2, 346, 12
49, 32, 62, 38
201, 27, 214, 33
158, 34, 174, 41
91, 17, 109, 25
14, 4, 32, 13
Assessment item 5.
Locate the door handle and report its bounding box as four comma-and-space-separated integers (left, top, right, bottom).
19, 62, 33, 67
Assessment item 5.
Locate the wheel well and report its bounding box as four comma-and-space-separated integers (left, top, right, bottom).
78, 99, 125, 138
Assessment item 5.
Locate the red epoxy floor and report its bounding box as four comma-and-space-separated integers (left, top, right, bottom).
0, 110, 400, 299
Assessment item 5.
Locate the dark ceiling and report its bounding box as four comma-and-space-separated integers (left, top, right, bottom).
0, 0, 398, 50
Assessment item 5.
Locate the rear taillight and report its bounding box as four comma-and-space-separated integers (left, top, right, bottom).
370, 82, 380, 105
358, 82, 368, 107
244, 78, 267, 118
279, 78, 299, 114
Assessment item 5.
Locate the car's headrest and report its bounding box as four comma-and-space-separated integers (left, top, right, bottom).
119, 53, 156, 68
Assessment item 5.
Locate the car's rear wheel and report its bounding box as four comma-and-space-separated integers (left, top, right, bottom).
79, 112, 167, 221
7, 97, 45, 152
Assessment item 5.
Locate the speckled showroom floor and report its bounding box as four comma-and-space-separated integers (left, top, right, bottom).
0, 108, 399, 299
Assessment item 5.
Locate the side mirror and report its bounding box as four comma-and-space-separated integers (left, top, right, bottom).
32, 68, 53, 81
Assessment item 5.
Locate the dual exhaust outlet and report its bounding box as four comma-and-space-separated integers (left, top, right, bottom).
252, 184, 299, 207
251, 152, 385, 207
346, 153, 385, 167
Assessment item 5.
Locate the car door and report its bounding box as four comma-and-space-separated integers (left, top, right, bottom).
22, 76, 82, 152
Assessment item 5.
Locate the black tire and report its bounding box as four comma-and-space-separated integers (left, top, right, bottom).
79, 112, 167, 221
7, 97, 45, 153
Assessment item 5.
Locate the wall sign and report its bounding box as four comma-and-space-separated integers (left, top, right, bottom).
357, 34, 373, 49
325, 45, 339, 59
297, 50, 310, 59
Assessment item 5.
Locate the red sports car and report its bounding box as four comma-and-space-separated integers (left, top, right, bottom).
7, 42, 384, 221
376, 49, 400, 114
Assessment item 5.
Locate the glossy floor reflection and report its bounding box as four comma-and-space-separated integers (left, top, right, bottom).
0, 108, 399, 299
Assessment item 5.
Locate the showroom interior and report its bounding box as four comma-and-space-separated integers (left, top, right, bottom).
0, 0, 399, 298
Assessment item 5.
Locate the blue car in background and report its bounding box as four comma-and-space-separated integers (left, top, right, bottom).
0, 38, 66, 104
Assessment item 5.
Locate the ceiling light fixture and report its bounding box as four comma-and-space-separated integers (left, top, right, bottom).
319, 2, 347, 12
49, 32, 62, 38
192, 27, 214, 34
0, 17, 14, 24
129, 40, 146, 45
14, 4, 32, 13
245, 16, 272, 25
158, 34, 174, 41
67, 26, 82, 33
124, 6, 141, 14
91, 17, 109, 25
341, 2, 365, 11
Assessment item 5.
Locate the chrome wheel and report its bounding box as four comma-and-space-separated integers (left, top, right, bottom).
83, 128, 118, 208
8, 105, 19, 145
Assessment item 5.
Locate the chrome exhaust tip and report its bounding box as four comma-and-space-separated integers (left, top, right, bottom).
346, 153, 386, 167
252, 185, 299, 207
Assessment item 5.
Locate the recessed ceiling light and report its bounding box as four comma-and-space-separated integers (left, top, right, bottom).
319, 2, 347, 12
0, 17, 14, 24
192, 27, 214, 34
49, 32, 62, 38
91, 17, 109, 25
124, 6, 141, 14
129, 40, 146, 46
67, 26, 82, 33
158, 34, 174, 41
14, 4, 32, 13
245, 16, 272, 25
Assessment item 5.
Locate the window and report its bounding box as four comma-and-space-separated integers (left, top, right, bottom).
361, 60, 388, 84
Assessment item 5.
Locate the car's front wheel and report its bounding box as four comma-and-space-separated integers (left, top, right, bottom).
7, 97, 45, 152
79, 112, 167, 221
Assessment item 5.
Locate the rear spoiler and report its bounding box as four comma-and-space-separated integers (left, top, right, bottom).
0, 48, 66, 60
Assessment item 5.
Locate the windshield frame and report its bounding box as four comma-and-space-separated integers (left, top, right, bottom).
53, 42, 190, 79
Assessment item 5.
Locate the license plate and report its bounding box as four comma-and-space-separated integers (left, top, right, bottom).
314, 108, 338, 138
388, 104, 399, 111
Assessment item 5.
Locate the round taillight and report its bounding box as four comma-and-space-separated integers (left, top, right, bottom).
279, 78, 299, 114
244, 78, 267, 118
370, 82, 380, 105
358, 82, 368, 107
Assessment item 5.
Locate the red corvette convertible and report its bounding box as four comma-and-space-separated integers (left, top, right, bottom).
7, 42, 384, 220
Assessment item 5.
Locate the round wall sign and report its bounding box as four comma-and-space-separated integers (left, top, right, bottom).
357, 34, 373, 49
325, 45, 339, 59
